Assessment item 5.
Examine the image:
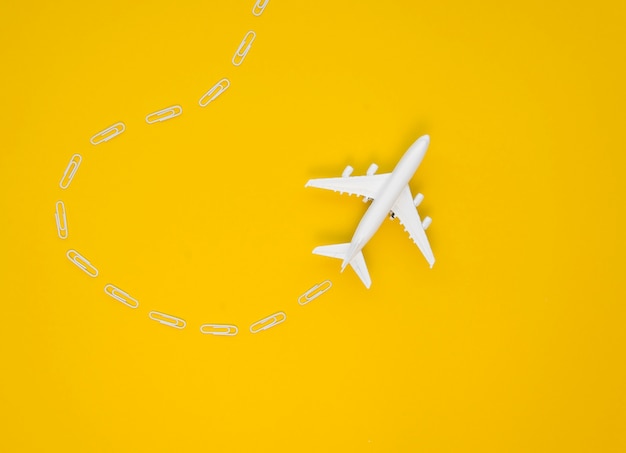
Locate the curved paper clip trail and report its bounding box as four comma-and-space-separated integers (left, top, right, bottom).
145, 105, 182, 124
55, 201, 68, 239
90, 122, 125, 145
232, 31, 255, 66
149, 311, 186, 329
298, 280, 332, 305
59, 154, 82, 189
199, 78, 230, 107
252, 0, 269, 16
66, 249, 99, 278
249, 311, 286, 334
104, 284, 139, 309
199, 324, 239, 336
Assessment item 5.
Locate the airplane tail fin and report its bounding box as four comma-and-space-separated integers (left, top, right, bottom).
313, 243, 372, 289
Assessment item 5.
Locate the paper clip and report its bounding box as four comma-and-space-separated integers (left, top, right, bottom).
198, 78, 230, 107
59, 154, 82, 189
55, 201, 68, 239
232, 31, 255, 66
298, 280, 332, 305
252, 0, 269, 16
66, 249, 99, 278
145, 105, 182, 124
149, 311, 186, 329
249, 311, 286, 334
199, 324, 239, 336
90, 122, 125, 145
104, 284, 139, 309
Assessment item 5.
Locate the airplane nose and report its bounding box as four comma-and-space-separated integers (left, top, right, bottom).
420, 134, 430, 145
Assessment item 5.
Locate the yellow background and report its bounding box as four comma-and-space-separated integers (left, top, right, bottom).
1, 1, 625, 451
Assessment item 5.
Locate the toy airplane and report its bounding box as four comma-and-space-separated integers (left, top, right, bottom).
306, 135, 435, 288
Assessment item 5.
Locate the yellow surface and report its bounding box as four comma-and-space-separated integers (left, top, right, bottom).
1, 1, 625, 451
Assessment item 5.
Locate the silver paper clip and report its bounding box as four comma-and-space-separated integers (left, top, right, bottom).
249, 311, 286, 334
298, 280, 332, 305
198, 78, 230, 107
199, 324, 239, 336
90, 122, 125, 145
55, 201, 68, 239
66, 249, 99, 278
252, 0, 269, 16
145, 105, 182, 124
149, 311, 186, 329
232, 31, 255, 66
104, 284, 139, 309
59, 154, 82, 189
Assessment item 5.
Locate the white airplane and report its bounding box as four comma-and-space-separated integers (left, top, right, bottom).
305, 135, 435, 288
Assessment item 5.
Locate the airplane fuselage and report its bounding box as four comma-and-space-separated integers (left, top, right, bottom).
342, 136, 429, 269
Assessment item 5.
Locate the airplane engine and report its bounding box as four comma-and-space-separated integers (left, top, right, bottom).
366, 163, 378, 176
422, 216, 432, 230
342, 165, 353, 178
413, 193, 424, 207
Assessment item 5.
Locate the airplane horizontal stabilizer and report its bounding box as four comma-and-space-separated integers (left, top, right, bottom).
313, 243, 372, 289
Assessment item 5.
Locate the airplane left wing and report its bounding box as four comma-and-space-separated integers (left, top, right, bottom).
392, 186, 435, 267
305, 174, 391, 200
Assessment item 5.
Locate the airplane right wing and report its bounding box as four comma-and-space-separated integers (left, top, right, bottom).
391, 185, 435, 268
305, 173, 391, 200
